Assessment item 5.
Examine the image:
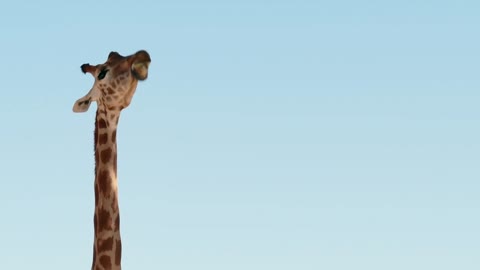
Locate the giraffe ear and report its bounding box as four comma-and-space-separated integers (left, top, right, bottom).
131, 50, 151, 81
72, 88, 99, 113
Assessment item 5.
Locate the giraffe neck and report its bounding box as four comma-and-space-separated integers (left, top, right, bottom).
92, 104, 122, 270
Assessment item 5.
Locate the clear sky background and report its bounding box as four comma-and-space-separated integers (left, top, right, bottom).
0, 0, 479, 269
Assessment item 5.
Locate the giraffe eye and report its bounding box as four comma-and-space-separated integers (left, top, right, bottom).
98, 69, 109, 80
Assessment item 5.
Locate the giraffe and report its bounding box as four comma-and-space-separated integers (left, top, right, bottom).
73, 50, 151, 270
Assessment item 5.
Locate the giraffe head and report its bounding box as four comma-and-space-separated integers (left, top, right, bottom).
73, 50, 151, 113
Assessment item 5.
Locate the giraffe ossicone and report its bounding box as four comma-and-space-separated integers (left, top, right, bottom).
74, 50, 151, 270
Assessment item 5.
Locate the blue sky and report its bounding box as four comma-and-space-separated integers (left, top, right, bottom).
0, 0, 479, 269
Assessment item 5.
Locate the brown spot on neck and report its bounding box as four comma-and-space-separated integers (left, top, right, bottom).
99, 255, 112, 269
98, 118, 107, 129
100, 148, 113, 164
111, 130, 117, 143
97, 207, 112, 232
97, 169, 112, 196
115, 239, 122, 266
98, 237, 114, 253
98, 133, 108, 145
